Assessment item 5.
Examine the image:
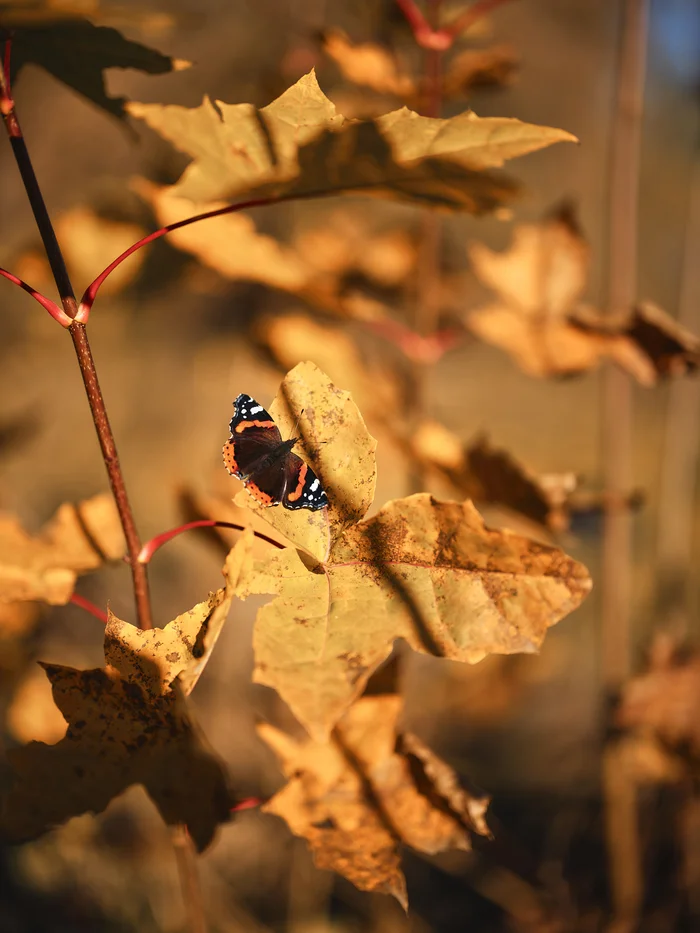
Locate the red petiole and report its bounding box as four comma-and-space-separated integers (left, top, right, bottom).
137, 519, 286, 565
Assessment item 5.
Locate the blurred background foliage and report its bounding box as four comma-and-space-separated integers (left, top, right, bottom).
0, 0, 699, 930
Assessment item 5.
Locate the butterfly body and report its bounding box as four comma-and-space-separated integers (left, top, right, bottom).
223, 394, 329, 511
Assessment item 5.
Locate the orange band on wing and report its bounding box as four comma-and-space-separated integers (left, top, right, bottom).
222, 442, 239, 476
234, 420, 275, 433
286, 462, 307, 502
245, 482, 275, 506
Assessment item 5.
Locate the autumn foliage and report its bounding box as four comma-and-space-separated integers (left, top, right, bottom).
0, 1, 697, 931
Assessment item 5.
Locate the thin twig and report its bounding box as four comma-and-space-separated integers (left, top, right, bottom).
655, 159, 700, 632
0, 38, 153, 629
172, 825, 208, 933
70, 323, 153, 628
601, 1, 649, 930
0, 45, 76, 319
138, 519, 286, 564
601, 0, 648, 688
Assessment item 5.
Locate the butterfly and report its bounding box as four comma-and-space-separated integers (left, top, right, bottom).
223, 393, 329, 511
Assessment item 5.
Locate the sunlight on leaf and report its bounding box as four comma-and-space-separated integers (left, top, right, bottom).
0, 493, 125, 605
260, 693, 490, 908
128, 70, 574, 211
238, 485, 590, 739
233, 361, 377, 563
467, 205, 700, 383
0, 537, 249, 850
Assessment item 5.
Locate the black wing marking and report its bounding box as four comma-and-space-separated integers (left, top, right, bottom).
282, 452, 329, 511
224, 394, 282, 480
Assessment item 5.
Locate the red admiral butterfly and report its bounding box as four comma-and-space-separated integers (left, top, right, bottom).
223, 393, 329, 511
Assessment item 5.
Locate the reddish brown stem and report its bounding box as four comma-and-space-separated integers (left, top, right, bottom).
70, 593, 109, 625
0, 41, 153, 629
70, 322, 153, 628
0, 266, 70, 324
231, 797, 265, 813
395, 0, 451, 48
138, 519, 286, 564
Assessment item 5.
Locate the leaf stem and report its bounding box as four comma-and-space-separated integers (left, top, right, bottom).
0, 266, 71, 324
0, 50, 153, 629
138, 519, 286, 564
78, 195, 292, 322
395, 0, 451, 49
396, 0, 515, 50
70, 593, 109, 625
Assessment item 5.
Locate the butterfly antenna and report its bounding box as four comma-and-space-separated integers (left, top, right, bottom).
291, 407, 305, 440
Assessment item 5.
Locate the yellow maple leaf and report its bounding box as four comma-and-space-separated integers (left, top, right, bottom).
127, 70, 575, 211
0, 538, 250, 850
260, 694, 490, 908
231, 365, 590, 739
232, 362, 378, 564
467, 206, 700, 383
323, 29, 417, 99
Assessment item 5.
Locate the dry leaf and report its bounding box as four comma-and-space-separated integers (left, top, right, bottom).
0, 493, 125, 605
323, 30, 415, 99
134, 180, 312, 294
442, 46, 519, 99
255, 314, 402, 424
136, 183, 411, 320
260, 694, 490, 907
237, 436, 591, 739
128, 70, 575, 212
410, 424, 577, 532
0, 541, 249, 850
467, 207, 700, 383
617, 634, 700, 755
570, 301, 700, 384
1, 8, 186, 119
232, 361, 378, 564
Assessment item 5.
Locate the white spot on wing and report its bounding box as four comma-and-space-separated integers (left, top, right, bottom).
310, 478, 319, 492
250, 405, 263, 414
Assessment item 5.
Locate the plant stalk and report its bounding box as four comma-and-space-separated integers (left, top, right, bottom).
0, 43, 153, 629
601, 1, 649, 929
601, 0, 648, 686
70, 322, 153, 628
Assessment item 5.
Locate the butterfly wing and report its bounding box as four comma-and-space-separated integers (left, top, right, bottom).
282, 452, 329, 511
223, 394, 282, 480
